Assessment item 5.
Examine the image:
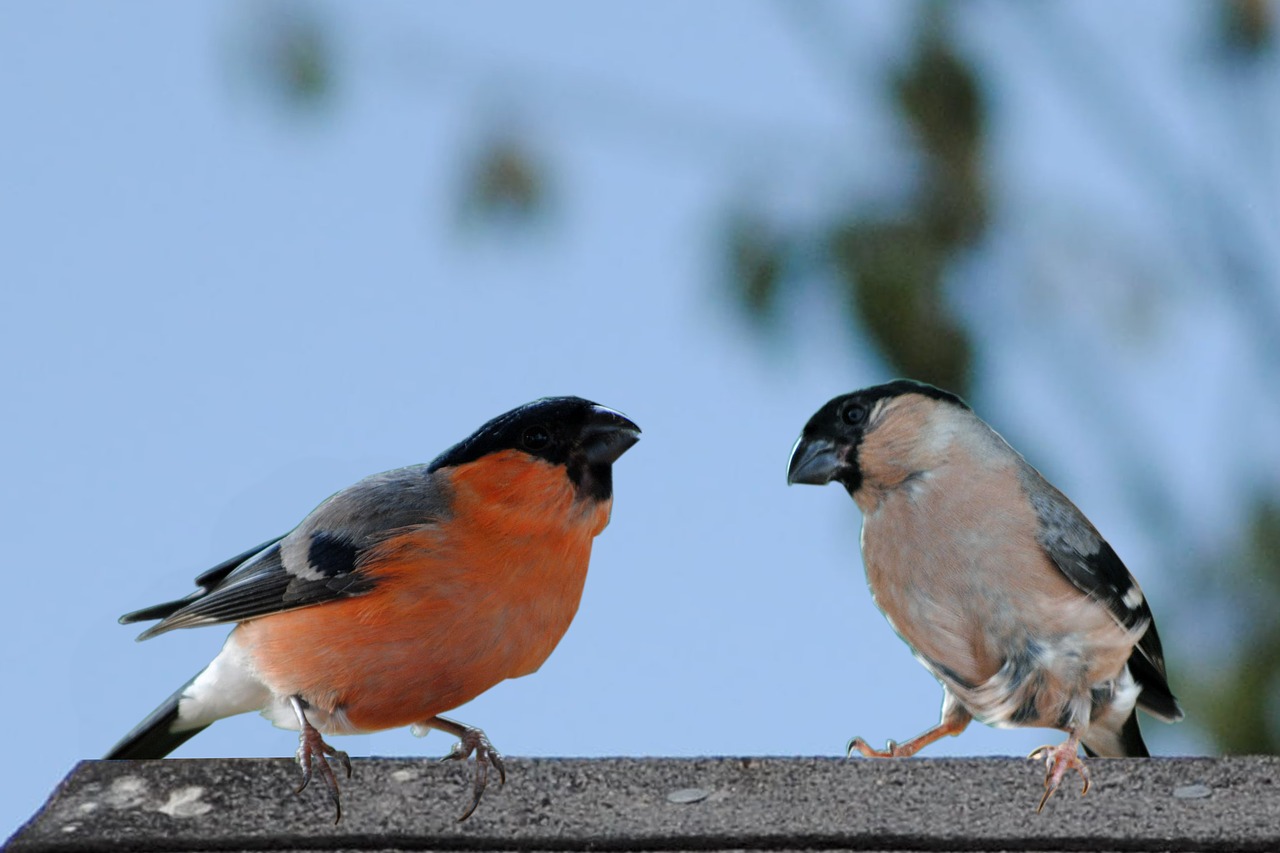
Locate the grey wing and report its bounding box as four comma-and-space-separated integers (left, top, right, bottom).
125, 464, 450, 640
1020, 465, 1182, 720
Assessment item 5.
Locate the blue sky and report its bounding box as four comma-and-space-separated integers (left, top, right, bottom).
3, 1, 1276, 840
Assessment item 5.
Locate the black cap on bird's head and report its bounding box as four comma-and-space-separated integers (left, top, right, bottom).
430, 396, 640, 500
787, 380, 967, 495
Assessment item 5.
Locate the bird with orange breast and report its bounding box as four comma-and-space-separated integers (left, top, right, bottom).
107, 396, 640, 821
787, 380, 1181, 809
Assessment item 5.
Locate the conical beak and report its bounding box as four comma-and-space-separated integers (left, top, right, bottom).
787, 435, 841, 485
582, 405, 641, 466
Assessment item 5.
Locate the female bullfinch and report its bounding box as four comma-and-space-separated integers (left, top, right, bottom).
107, 396, 640, 821
787, 380, 1181, 810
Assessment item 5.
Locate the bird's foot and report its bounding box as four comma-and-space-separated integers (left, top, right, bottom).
1029, 741, 1089, 812
441, 725, 506, 821
847, 736, 909, 758
294, 723, 352, 824
846, 714, 970, 759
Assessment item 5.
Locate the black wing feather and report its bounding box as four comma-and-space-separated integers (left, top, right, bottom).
1066, 542, 1182, 721
1023, 470, 1183, 721
1058, 538, 1152, 634
119, 536, 286, 625
133, 540, 376, 640
122, 463, 448, 641
192, 535, 289, 589
1126, 621, 1183, 721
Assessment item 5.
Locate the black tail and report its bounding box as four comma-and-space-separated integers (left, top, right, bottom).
105, 677, 209, 760
1129, 646, 1184, 723
1082, 710, 1149, 758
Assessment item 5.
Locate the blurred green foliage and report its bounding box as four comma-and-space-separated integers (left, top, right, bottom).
1222, 0, 1274, 54
459, 136, 550, 229
829, 17, 981, 393
728, 9, 982, 394
242, 4, 335, 112
892, 18, 986, 245
830, 220, 970, 391
830, 15, 982, 394
1194, 501, 1280, 753
726, 213, 786, 328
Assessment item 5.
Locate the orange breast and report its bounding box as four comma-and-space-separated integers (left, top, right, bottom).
237, 451, 613, 733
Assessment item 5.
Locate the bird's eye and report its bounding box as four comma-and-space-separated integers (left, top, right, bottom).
841, 402, 868, 426
522, 425, 551, 451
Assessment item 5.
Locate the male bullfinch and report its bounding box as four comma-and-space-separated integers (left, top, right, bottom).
787, 380, 1181, 810
107, 396, 639, 821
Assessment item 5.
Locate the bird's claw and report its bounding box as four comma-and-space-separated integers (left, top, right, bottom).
847, 736, 902, 758
1029, 742, 1090, 812
295, 725, 352, 824
440, 726, 506, 821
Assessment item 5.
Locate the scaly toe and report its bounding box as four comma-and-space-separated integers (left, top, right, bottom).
294, 726, 348, 823
333, 748, 353, 779
294, 750, 314, 794
847, 736, 897, 759
447, 728, 505, 821
1034, 746, 1090, 813
490, 749, 507, 787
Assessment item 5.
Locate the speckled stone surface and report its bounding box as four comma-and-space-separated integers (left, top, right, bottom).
7, 756, 1279, 851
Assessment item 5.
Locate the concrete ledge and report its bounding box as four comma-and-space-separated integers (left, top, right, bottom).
6, 756, 1279, 852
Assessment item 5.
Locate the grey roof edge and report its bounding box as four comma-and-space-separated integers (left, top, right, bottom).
6, 756, 1280, 852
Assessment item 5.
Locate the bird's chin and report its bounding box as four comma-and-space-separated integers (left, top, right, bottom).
786, 437, 844, 486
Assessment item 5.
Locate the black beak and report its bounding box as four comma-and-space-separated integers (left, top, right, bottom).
581, 405, 641, 466
787, 435, 842, 485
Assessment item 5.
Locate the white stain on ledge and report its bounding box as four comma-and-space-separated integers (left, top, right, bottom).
103, 776, 150, 809
82, 777, 214, 819
157, 786, 214, 818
